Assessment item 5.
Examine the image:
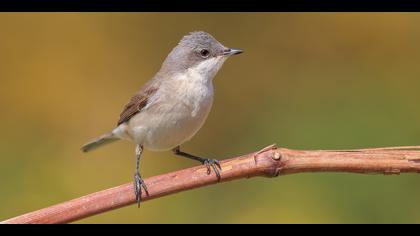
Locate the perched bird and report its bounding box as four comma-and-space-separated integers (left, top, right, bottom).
81, 31, 243, 206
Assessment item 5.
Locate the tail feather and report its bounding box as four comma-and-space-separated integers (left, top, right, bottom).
81, 133, 119, 153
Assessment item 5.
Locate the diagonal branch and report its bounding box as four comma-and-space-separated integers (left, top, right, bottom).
2, 144, 420, 224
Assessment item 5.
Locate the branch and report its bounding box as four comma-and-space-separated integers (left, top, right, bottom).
2, 144, 420, 224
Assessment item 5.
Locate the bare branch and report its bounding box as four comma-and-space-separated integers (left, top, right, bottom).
2, 145, 420, 224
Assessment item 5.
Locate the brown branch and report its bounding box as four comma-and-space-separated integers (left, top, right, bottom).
2, 144, 420, 224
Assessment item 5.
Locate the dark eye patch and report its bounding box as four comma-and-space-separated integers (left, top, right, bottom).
200, 49, 210, 58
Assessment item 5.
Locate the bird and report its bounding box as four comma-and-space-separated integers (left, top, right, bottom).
81, 31, 243, 206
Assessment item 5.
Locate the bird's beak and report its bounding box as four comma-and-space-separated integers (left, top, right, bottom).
222, 48, 243, 56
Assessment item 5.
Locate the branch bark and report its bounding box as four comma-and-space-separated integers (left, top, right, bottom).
2, 144, 420, 224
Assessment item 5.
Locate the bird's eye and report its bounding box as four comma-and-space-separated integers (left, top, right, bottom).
200, 49, 210, 58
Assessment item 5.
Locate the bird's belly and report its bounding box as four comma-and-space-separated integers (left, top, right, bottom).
126, 95, 213, 151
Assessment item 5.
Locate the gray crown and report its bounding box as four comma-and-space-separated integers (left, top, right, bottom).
159, 31, 227, 74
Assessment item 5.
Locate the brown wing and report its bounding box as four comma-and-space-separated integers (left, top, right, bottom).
117, 82, 159, 126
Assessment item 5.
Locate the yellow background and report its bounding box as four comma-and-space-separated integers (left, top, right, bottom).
1, 13, 420, 223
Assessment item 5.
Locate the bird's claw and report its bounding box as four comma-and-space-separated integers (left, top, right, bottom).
202, 159, 222, 181
134, 173, 149, 208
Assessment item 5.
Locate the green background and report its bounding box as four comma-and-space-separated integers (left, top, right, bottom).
1, 13, 420, 223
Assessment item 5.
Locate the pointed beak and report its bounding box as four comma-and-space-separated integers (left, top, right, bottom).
222, 48, 243, 56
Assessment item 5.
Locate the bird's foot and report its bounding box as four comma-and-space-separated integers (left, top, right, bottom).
134, 173, 149, 207
202, 159, 222, 181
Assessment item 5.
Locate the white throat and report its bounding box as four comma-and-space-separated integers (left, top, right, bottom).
185, 56, 227, 84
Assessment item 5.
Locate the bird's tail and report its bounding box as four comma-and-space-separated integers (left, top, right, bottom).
81, 132, 119, 153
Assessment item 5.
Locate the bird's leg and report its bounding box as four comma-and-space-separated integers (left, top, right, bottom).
172, 146, 222, 181
134, 144, 148, 207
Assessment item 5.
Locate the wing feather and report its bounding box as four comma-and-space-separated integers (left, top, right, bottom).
117, 81, 159, 126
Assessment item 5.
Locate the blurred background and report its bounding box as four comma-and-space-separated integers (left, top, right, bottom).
1, 13, 420, 223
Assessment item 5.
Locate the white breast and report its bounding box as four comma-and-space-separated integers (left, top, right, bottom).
115, 56, 227, 151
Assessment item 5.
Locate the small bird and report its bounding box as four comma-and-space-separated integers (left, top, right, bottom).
81, 31, 243, 206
